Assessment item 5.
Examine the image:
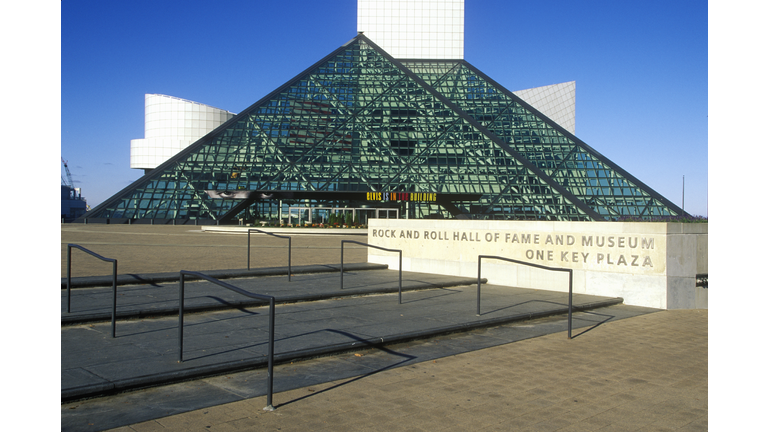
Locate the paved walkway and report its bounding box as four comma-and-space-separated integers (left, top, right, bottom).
61, 224, 368, 278
60, 225, 707, 431
92, 309, 705, 432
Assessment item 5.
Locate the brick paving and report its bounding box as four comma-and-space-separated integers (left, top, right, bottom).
60, 224, 707, 431
61, 224, 368, 277
104, 309, 707, 432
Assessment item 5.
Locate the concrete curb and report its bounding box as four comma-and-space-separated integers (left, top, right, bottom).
61, 263, 387, 289
200, 226, 368, 236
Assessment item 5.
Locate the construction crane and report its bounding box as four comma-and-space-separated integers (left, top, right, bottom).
62, 157, 74, 187
61, 158, 90, 218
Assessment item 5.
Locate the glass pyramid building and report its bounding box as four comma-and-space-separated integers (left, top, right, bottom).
82, 34, 684, 224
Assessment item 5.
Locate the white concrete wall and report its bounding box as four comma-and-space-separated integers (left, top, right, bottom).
665, 223, 708, 309
130, 94, 235, 170
367, 219, 707, 310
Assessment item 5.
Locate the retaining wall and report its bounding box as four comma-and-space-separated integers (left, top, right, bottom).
367, 219, 707, 309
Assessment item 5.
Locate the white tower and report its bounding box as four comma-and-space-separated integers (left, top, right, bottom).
130, 94, 235, 173
357, 1, 574, 133
357, 0, 464, 59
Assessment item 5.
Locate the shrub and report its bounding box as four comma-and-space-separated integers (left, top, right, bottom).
615, 215, 708, 223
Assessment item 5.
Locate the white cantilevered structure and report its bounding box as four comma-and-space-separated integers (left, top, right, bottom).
130, 94, 235, 173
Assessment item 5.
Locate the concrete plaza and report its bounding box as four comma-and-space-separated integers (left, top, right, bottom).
61, 224, 707, 431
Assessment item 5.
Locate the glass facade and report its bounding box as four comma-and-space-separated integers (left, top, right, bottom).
84, 35, 682, 223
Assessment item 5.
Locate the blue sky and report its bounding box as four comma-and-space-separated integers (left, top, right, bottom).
59, 0, 708, 216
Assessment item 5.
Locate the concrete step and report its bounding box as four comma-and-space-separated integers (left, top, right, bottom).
61, 267, 480, 325
61, 268, 624, 402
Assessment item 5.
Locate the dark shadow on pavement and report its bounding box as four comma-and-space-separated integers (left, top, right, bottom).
117, 306, 266, 338
275, 329, 417, 409
569, 310, 616, 339
480, 299, 568, 316
126, 274, 163, 287
399, 287, 462, 304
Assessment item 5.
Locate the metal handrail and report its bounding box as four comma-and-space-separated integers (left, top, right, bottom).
477, 255, 574, 339
178, 270, 276, 411
247, 229, 292, 280
66, 244, 119, 338
341, 240, 403, 303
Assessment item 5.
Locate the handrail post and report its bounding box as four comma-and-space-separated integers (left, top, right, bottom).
111, 260, 118, 338
568, 269, 573, 339
264, 297, 276, 411
477, 255, 573, 339
398, 251, 402, 304
67, 246, 72, 313
340, 242, 344, 289
177, 270, 277, 410
341, 240, 402, 303
178, 273, 185, 362
248, 229, 291, 281
287, 237, 291, 281
66, 244, 118, 337
476, 257, 482, 316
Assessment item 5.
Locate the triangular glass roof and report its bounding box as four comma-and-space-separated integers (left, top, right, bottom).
404, 59, 683, 219
84, 35, 682, 223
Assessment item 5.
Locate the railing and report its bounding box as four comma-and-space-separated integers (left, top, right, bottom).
247, 229, 292, 280
477, 255, 574, 339
340, 240, 403, 303
177, 270, 276, 411
66, 244, 119, 338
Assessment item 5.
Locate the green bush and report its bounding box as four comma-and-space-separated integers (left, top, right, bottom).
616, 215, 708, 223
